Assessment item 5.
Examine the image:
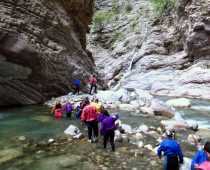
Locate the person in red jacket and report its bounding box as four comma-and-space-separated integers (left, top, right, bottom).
81, 105, 98, 142
89, 75, 97, 95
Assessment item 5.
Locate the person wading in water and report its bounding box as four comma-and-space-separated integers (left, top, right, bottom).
51, 98, 63, 118
157, 130, 183, 170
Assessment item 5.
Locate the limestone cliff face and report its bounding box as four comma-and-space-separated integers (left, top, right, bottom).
0, 0, 95, 107
89, 0, 210, 100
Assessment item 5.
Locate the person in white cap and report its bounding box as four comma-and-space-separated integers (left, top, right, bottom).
157, 130, 183, 170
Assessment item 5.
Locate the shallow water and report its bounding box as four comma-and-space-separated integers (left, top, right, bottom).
0, 98, 210, 169
0, 105, 164, 170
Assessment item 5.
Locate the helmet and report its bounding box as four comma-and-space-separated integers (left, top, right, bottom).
165, 130, 174, 138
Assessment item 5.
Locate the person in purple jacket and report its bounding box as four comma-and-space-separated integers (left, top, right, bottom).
63, 102, 73, 119
97, 106, 105, 123
100, 110, 119, 152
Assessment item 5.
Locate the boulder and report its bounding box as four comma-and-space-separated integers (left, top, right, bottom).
120, 124, 133, 134
118, 104, 138, 111
148, 131, 160, 139
187, 134, 201, 143
166, 98, 191, 107
150, 99, 175, 118
115, 130, 123, 142
140, 107, 154, 115
73, 133, 84, 139
144, 144, 153, 151
64, 125, 80, 136
161, 120, 188, 130
135, 125, 149, 133
130, 133, 144, 141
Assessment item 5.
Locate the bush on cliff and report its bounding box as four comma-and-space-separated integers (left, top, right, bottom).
152, 0, 180, 13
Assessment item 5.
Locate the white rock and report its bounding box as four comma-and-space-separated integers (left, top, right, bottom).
118, 104, 138, 111
138, 141, 144, 148
130, 100, 140, 108
115, 130, 123, 142
144, 144, 153, 151
48, 139, 55, 143
130, 133, 144, 141
140, 107, 154, 115
161, 120, 188, 130
135, 89, 153, 101
166, 98, 191, 107
18, 136, 26, 141
64, 125, 80, 136
73, 133, 84, 139
120, 124, 133, 134
135, 125, 149, 133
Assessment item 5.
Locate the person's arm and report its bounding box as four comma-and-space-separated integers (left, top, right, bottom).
113, 114, 119, 121
81, 109, 86, 124
99, 121, 105, 136
157, 142, 163, 158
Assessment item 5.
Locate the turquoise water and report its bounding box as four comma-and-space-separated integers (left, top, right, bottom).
0, 105, 164, 170
0, 99, 210, 169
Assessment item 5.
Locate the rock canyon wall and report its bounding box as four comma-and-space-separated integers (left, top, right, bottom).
0, 0, 95, 107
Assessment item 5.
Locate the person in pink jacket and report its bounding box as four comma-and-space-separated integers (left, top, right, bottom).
81, 105, 98, 143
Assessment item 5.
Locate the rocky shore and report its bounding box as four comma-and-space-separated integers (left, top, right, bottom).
44, 87, 210, 169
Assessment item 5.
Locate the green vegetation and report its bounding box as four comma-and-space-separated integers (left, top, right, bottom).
152, 0, 180, 13
124, 2, 133, 13
111, 0, 118, 10
92, 10, 118, 29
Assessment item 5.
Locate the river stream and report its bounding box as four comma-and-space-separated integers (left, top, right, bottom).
0, 98, 210, 170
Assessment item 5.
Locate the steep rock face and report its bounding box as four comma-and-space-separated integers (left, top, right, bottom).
0, 0, 95, 107
89, 0, 210, 100
185, 0, 210, 60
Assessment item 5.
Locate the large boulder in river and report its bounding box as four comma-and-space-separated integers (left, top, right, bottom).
150, 99, 175, 118
0, 0, 98, 107
166, 98, 191, 107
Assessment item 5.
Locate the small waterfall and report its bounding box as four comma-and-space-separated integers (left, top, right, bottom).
113, 50, 138, 91
113, 22, 149, 91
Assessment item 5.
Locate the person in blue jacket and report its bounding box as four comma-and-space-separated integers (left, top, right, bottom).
74, 79, 80, 95
191, 141, 210, 170
157, 130, 183, 170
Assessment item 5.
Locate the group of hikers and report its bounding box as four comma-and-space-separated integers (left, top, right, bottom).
73, 74, 97, 95
51, 96, 210, 169
51, 97, 118, 151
